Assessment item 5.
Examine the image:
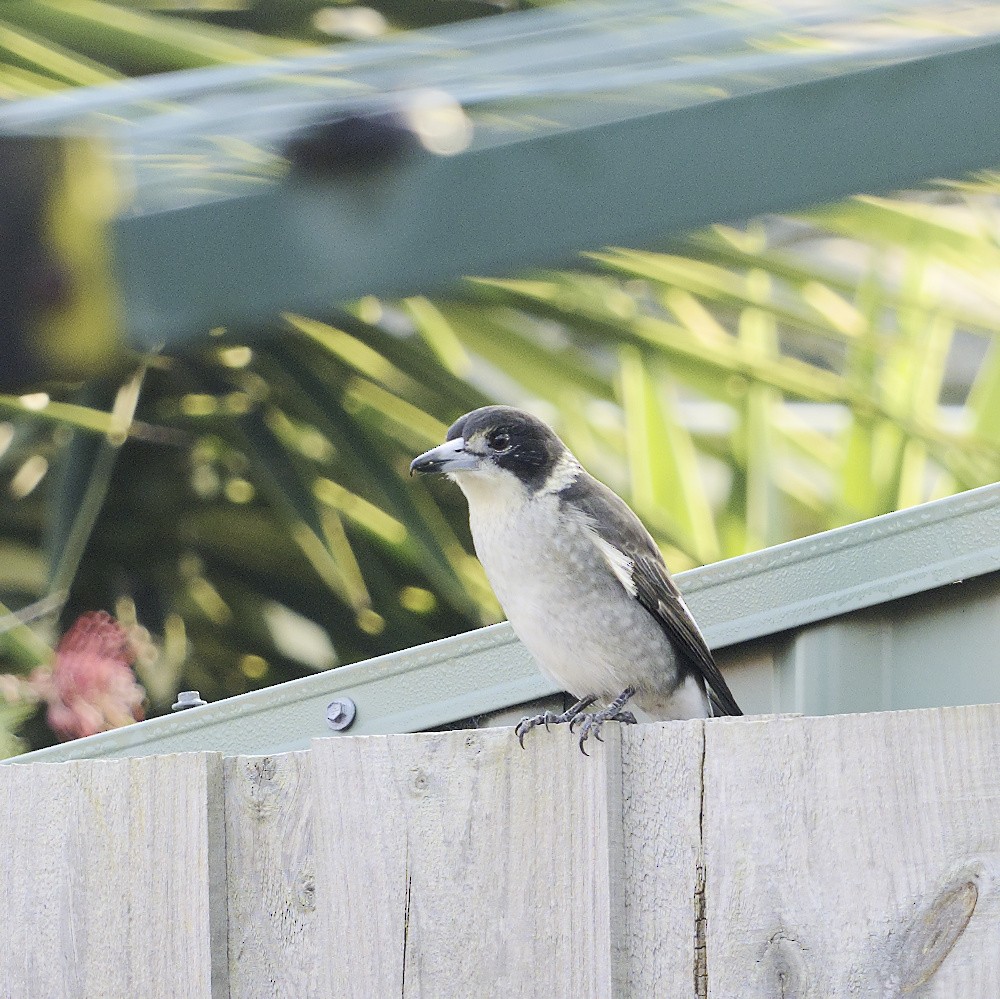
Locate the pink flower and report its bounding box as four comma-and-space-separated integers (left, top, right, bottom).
40, 611, 146, 741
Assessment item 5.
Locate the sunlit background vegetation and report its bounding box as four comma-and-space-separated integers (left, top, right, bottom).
1, 0, 999, 753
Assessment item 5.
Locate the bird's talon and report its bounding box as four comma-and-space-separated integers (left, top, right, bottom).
570, 689, 638, 752
515, 715, 536, 749
514, 695, 598, 747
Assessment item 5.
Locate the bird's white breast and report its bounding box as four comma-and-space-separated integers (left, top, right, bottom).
457, 470, 682, 705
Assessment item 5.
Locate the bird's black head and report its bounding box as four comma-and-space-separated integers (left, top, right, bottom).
411, 405, 572, 493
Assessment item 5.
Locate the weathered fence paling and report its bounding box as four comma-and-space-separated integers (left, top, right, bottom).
2, 704, 998, 997
0, 753, 228, 999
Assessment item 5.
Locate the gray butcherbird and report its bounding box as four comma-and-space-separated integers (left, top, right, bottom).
410, 405, 742, 752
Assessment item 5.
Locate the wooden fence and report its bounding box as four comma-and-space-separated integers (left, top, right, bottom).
2, 702, 999, 998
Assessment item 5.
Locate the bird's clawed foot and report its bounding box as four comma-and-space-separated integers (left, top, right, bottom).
516, 695, 597, 748
570, 687, 637, 755
571, 708, 636, 755
516, 688, 638, 754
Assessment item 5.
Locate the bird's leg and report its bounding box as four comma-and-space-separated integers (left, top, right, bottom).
573, 687, 638, 755
515, 694, 598, 749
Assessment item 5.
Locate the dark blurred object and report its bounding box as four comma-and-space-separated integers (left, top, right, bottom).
0, 135, 126, 390
285, 110, 420, 175
285, 93, 472, 176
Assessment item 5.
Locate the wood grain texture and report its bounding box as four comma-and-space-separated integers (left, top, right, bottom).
225, 751, 318, 999
703, 705, 1000, 998
312, 726, 629, 998
6, 705, 999, 999
0, 752, 226, 999
621, 720, 704, 999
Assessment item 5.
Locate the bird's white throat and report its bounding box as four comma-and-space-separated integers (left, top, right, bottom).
449, 464, 530, 511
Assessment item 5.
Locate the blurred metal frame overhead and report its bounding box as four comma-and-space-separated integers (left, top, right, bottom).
1, 1, 1000, 355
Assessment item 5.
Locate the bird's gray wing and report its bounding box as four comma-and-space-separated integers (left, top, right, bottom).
562, 473, 743, 717
628, 553, 742, 717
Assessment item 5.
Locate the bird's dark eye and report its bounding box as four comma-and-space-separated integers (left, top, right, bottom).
488, 430, 512, 452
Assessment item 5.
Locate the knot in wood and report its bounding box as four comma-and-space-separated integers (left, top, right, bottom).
758, 932, 810, 999
891, 875, 977, 993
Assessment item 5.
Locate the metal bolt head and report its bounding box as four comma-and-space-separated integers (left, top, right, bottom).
172, 690, 207, 711
326, 697, 357, 732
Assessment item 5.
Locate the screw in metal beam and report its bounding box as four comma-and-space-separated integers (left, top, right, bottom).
326, 697, 357, 732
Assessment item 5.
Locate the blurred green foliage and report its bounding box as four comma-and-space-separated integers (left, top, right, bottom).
1, 0, 999, 753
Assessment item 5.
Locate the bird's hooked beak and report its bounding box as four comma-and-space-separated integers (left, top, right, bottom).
410, 437, 480, 475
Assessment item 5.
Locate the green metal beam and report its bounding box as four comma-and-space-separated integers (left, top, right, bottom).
12, 480, 1000, 763
114, 35, 1000, 350
2, 2, 1000, 351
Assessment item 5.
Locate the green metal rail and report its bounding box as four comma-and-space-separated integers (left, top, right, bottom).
13, 480, 1000, 762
